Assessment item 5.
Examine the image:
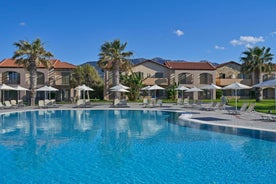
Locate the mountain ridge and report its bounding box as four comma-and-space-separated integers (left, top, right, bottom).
81, 57, 220, 78
82, 57, 220, 66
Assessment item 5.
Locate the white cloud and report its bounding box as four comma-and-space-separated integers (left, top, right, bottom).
230, 36, 264, 46
174, 29, 184, 36
245, 44, 253, 48
19, 22, 26, 26
214, 45, 225, 50
230, 39, 241, 46
270, 32, 276, 36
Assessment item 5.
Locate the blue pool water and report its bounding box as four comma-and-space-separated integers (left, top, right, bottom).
1, 109, 276, 183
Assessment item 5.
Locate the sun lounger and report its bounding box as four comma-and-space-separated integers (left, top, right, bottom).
4, 100, 17, 109
10, 100, 17, 106
44, 99, 59, 108
0, 102, 5, 109
38, 100, 46, 108
142, 98, 149, 107
112, 99, 129, 108
183, 98, 192, 108
156, 99, 163, 107
192, 100, 202, 109
12, 99, 25, 107
228, 102, 249, 115
246, 103, 255, 113
148, 98, 156, 108
261, 114, 276, 121
200, 102, 217, 111
76, 99, 85, 108
84, 99, 93, 107
176, 98, 183, 105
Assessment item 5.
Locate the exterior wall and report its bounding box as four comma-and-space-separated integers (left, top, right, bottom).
216, 63, 252, 99
216, 63, 241, 79
0, 68, 48, 87
54, 70, 64, 85
132, 62, 169, 85
0, 67, 74, 102
216, 62, 252, 86
0, 68, 27, 87
52, 69, 74, 102
173, 69, 217, 100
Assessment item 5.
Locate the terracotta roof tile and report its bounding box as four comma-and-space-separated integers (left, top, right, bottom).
51, 59, 76, 69
0, 58, 20, 68
0, 58, 76, 69
164, 61, 216, 70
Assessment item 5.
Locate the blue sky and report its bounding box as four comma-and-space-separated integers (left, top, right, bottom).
1, 0, 276, 65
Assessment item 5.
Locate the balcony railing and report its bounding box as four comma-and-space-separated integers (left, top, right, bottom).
5, 80, 20, 85
143, 78, 168, 86
216, 78, 252, 86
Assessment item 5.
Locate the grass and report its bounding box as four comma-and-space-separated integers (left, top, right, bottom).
89, 97, 276, 114
227, 99, 276, 114
165, 98, 276, 114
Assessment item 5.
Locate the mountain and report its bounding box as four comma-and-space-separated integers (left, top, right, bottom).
81, 57, 168, 67
81, 58, 220, 78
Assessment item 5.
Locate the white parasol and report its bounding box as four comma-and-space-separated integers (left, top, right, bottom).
222, 82, 251, 110
0, 84, 16, 102
141, 85, 151, 96
253, 78, 276, 111
200, 83, 222, 102
176, 85, 189, 99
110, 84, 130, 90
36, 85, 58, 100
75, 84, 94, 100
13, 85, 29, 102
148, 84, 165, 98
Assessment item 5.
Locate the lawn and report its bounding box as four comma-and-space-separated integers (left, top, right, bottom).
227, 99, 276, 114
90, 98, 276, 114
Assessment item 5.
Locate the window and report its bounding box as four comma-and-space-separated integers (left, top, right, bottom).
200, 73, 212, 84
37, 72, 45, 85
4, 71, 20, 84
178, 73, 193, 84
155, 72, 163, 78
62, 72, 70, 85
219, 73, 226, 79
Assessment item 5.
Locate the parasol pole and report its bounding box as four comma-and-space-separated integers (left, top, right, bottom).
275, 88, 276, 112
235, 89, 238, 111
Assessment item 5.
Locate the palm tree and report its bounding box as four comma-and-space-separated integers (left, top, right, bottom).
121, 72, 143, 101
98, 39, 133, 98
12, 38, 53, 106
241, 46, 274, 101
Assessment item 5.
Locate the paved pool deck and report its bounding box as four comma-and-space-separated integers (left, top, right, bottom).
1, 102, 276, 133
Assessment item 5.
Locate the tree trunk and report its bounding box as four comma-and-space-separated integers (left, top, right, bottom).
29, 63, 37, 106
112, 61, 120, 99
113, 61, 120, 85
256, 87, 262, 102
256, 69, 263, 102
103, 70, 111, 100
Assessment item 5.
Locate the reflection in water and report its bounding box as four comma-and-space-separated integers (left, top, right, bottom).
0, 110, 192, 167
0, 110, 276, 183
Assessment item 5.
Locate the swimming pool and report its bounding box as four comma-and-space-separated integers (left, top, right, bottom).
1, 109, 276, 183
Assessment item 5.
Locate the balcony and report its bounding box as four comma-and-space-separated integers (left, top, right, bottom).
143, 78, 168, 86
5, 80, 20, 85
216, 78, 252, 86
